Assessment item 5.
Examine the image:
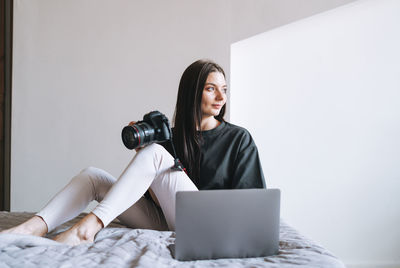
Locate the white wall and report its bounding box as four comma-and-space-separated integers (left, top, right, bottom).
231, 0, 400, 267
11, 0, 231, 211
11, 0, 357, 212
228, 0, 355, 43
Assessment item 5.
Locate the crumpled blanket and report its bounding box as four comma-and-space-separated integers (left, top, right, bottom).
0, 212, 345, 267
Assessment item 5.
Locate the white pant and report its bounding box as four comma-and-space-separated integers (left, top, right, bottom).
36, 144, 198, 232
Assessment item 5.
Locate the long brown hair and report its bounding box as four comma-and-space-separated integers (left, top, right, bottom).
173, 59, 226, 182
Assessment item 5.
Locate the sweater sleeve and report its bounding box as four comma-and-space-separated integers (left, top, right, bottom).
231, 131, 266, 189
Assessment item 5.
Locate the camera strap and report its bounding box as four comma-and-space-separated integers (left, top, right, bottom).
172, 158, 187, 173
167, 127, 187, 174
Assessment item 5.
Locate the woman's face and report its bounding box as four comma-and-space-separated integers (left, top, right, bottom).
201, 71, 227, 118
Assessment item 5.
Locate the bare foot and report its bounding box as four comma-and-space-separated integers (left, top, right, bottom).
53, 213, 103, 246
0, 216, 48, 237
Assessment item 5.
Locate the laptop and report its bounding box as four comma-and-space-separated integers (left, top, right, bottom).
174, 188, 280, 261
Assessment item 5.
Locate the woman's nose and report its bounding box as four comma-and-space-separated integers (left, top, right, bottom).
215, 89, 224, 100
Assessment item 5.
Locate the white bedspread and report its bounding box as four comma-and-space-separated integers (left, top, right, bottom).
0, 212, 344, 267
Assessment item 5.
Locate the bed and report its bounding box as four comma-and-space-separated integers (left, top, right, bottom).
0, 211, 345, 267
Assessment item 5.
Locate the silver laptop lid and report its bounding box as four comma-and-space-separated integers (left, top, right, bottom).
175, 188, 280, 261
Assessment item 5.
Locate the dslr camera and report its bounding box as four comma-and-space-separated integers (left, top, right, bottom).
121, 111, 171, 150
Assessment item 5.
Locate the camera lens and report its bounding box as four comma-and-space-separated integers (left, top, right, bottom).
122, 126, 137, 149
121, 122, 155, 150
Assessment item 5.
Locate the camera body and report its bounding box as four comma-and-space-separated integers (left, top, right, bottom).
121, 111, 171, 150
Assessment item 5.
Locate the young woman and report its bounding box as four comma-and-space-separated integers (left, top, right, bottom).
0, 59, 265, 245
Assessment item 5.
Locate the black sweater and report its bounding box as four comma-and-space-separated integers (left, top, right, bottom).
161, 121, 266, 190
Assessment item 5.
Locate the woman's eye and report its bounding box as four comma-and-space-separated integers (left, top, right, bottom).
206, 87, 215, 91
